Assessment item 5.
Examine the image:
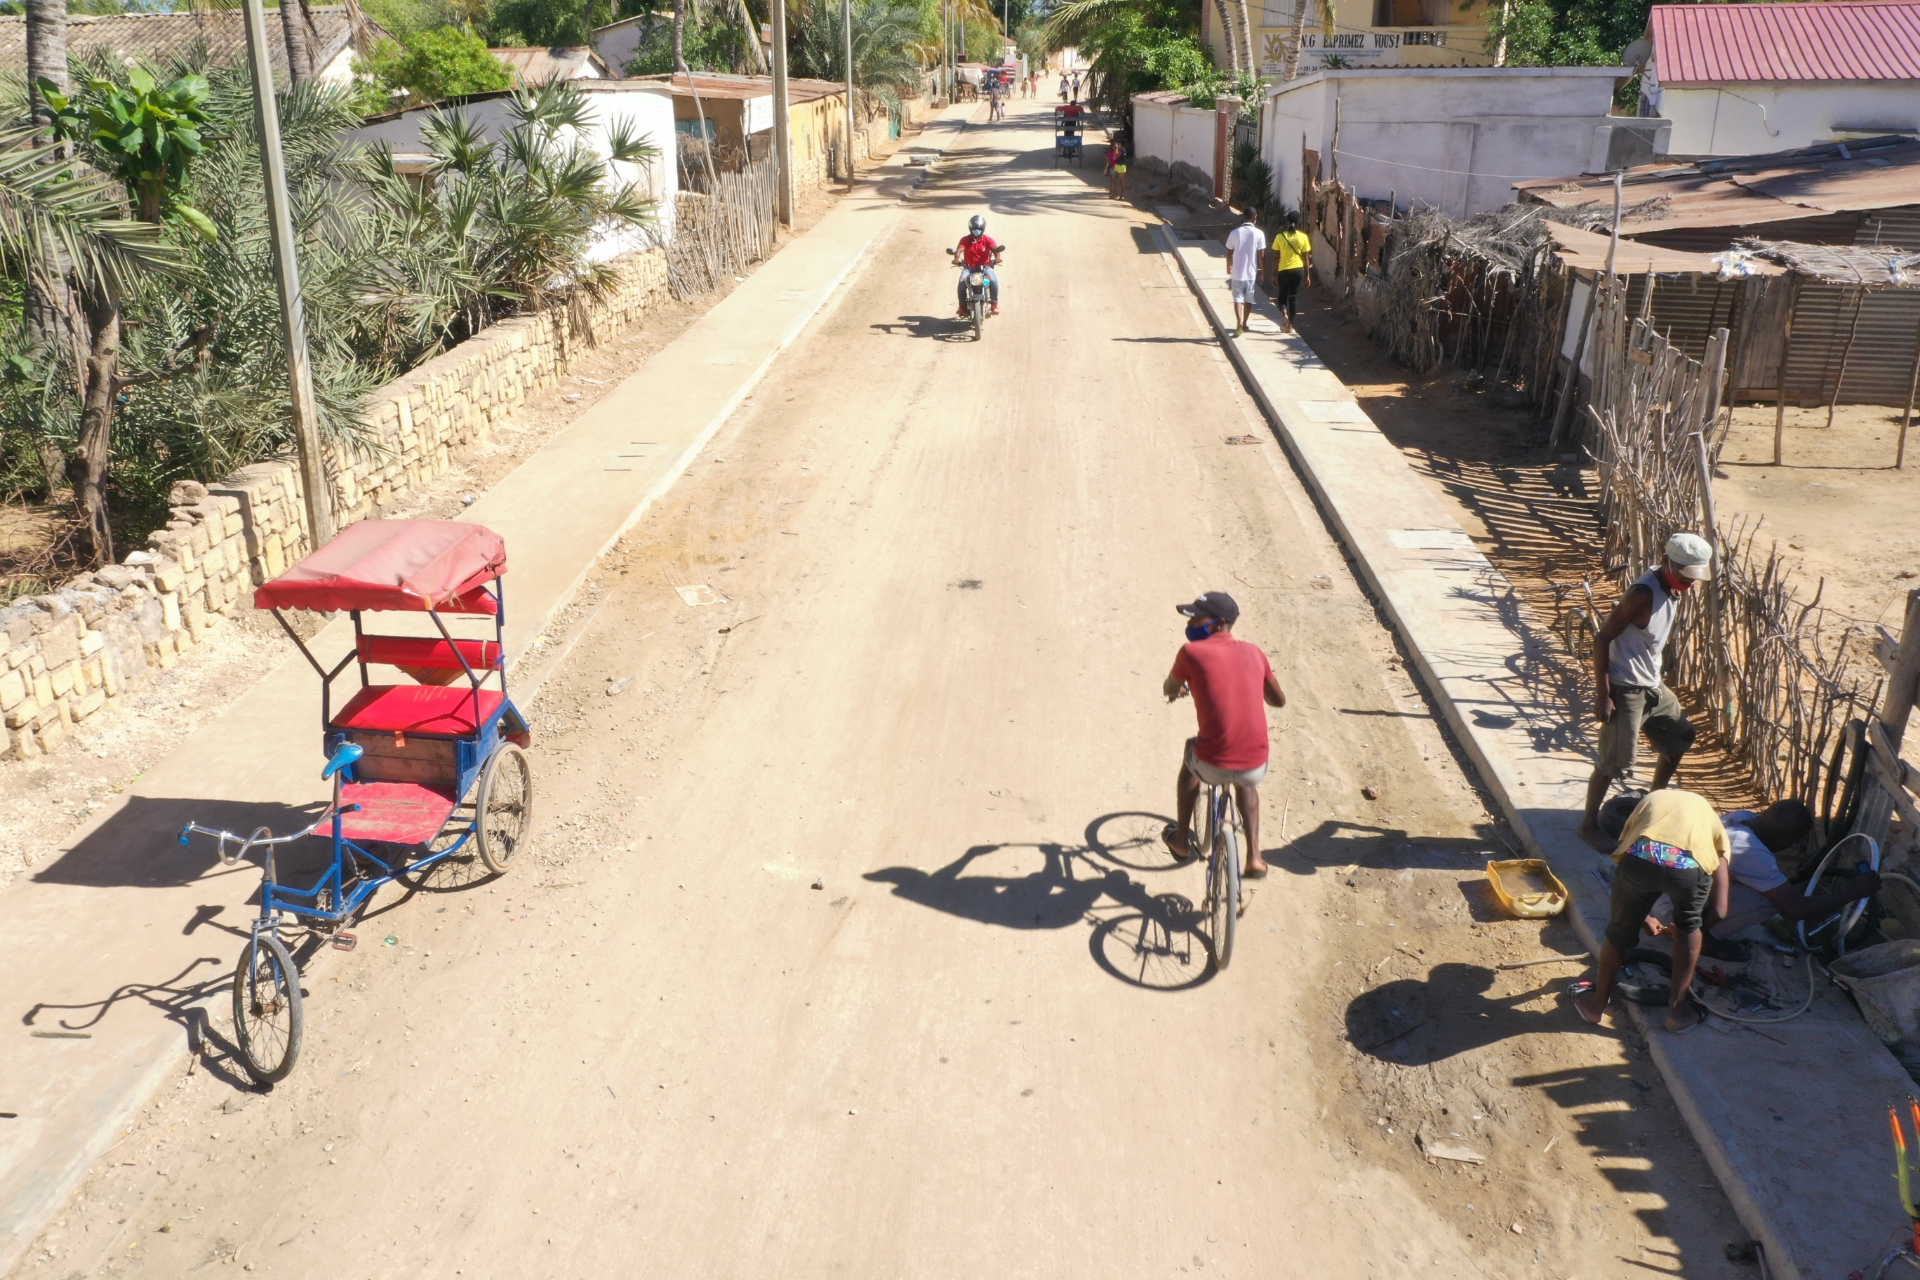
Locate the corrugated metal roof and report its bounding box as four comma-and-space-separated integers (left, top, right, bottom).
1649, 2, 1920, 84
0, 6, 386, 79
1516, 136, 1920, 232
631, 72, 845, 104
1549, 223, 1785, 276
493, 46, 610, 83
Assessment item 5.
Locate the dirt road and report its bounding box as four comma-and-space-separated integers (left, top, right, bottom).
13, 95, 1751, 1279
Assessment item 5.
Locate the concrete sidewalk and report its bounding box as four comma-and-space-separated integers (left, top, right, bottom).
0, 103, 976, 1276
1159, 223, 1911, 1280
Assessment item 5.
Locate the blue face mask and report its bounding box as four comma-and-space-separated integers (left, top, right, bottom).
1185, 622, 1214, 642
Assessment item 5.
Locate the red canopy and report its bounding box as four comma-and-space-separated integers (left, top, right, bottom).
254, 520, 507, 615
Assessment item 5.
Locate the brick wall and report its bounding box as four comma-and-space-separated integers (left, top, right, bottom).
0, 247, 671, 761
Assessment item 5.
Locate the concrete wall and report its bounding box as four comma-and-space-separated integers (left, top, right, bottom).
1131, 96, 1221, 186
353, 83, 678, 259
1134, 98, 1176, 172
1651, 81, 1920, 157
0, 249, 672, 762
1260, 66, 1638, 217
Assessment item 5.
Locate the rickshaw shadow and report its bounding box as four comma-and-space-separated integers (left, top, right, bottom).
32, 796, 331, 889
22, 955, 267, 1093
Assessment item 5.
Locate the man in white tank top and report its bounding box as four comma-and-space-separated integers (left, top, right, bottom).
1578, 532, 1714, 846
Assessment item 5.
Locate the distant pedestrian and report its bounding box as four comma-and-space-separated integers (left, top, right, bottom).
1270, 211, 1313, 334
1224, 207, 1265, 336
1578, 532, 1714, 845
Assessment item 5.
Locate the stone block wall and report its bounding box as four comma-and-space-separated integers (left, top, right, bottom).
0, 247, 671, 761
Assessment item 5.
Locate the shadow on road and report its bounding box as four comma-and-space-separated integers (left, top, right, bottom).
870, 314, 978, 342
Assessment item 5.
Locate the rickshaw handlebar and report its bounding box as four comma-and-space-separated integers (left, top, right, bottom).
179, 805, 359, 866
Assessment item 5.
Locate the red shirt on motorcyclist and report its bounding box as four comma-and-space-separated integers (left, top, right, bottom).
951, 214, 1004, 317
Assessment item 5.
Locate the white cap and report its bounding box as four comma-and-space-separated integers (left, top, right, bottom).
1665, 532, 1713, 581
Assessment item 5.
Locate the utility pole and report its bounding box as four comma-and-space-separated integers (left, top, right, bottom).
843, 0, 856, 192
772, 0, 792, 225
241, 0, 334, 549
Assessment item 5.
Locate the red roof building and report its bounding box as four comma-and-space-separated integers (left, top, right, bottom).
1641, 2, 1920, 157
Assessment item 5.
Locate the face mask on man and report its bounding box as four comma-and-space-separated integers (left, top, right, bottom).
1185, 621, 1215, 643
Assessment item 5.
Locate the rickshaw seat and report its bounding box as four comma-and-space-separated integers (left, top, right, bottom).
338, 781, 459, 846
358, 634, 502, 672
332, 684, 503, 737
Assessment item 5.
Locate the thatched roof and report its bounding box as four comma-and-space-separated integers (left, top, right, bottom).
1737, 239, 1920, 288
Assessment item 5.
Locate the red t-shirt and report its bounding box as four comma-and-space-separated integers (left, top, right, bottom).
1172, 634, 1273, 771
957, 234, 999, 268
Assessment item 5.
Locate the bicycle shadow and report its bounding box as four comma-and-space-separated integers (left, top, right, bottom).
863, 810, 1221, 992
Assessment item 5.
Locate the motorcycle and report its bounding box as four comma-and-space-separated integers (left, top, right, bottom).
946, 250, 995, 340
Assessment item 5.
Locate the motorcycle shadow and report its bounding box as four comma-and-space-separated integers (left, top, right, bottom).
870, 315, 982, 343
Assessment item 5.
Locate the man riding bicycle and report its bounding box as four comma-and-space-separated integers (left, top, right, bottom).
1162, 592, 1286, 877
951, 214, 1004, 317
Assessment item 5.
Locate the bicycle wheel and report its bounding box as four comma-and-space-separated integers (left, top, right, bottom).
1209, 790, 1239, 970
1799, 831, 1881, 954
476, 743, 534, 874
231, 932, 302, 1085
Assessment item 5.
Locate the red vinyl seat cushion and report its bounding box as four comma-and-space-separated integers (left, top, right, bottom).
338, 781, 459, 846
332, 684, 502, 736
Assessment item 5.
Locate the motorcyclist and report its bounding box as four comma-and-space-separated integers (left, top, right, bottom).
951, 214, 1004, 318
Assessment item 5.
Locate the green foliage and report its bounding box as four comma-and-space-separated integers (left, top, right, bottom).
1043, 0, 1209, 109
486, 0, 617, 46
621, 14, 753, 76
1230, 138, 1277, 220
358, 26, 511, 110
794, 0, 926, 122
354, 79, 660, 368
1488, 0, 1650, 67
39, 67, 215, 233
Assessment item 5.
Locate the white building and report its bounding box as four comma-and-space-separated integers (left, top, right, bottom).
353, 81, 678, 258
1256, 67, 1665, 218
1636, 1, 1920, 158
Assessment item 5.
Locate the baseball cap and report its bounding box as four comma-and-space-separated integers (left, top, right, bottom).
1176, 591, 1240, 625
1665, 532, 1713, 580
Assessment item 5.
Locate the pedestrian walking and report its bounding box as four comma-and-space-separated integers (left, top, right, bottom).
1578, 532, 1714, 845
1224, 207, 1265, 336
1104, 137, 1128, 199
1270, 211, 1312, 334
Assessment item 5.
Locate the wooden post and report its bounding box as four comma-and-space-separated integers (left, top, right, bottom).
1773, 274, 1802, 466
1882, 588, 1920, 752
1694, 328, 1729, 732
242, 0, 333, 550
1899, 307, 1920, 469
1827, 286, 1865, 430
771, 0, 792, 226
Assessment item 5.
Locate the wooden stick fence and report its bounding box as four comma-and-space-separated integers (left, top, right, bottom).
666, 156, 778, 301
1581, 277, 1879, 829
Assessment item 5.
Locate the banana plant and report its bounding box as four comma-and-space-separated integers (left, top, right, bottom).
39, 67, 216, 239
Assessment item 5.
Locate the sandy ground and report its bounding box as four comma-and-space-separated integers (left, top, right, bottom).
1717, 401, 1920, 629
10, 96, 1750, 1279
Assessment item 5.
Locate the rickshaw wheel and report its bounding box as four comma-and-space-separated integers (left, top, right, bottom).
476, 743, 533, 874
231, 933, 303, 1085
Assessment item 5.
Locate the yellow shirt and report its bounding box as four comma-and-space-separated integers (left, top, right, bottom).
1612, 788, 1729, 874
1272, 230, 1312, 273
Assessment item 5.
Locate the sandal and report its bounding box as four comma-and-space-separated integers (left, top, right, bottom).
1163, 823, 1197, 863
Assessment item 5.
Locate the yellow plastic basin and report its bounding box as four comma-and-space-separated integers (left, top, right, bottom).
1487, 858, 1568, 919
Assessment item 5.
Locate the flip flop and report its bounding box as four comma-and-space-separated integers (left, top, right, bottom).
1244, 863, 1269, 879
1162, 823, 1197, 864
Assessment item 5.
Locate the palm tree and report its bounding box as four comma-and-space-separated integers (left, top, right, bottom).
794, 0, 926, 123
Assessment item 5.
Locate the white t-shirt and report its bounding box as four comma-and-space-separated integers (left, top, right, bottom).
1721, 809, 1789, 893
1225, 224, 1265, 282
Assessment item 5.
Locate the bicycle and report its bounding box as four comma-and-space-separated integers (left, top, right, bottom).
1184, 770, 1245, 970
